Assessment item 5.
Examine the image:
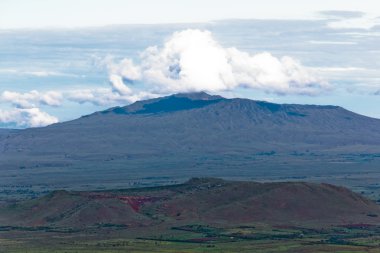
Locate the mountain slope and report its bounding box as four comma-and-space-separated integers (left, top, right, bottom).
2, 92, 380, 157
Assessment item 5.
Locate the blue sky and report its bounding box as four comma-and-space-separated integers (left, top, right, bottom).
1, 1, 380, 127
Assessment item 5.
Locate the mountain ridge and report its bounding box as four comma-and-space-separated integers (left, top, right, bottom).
2, 92, 380, 157
93, 92, 347, 117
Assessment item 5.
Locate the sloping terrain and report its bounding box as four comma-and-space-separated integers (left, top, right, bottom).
1, 178, 379, 229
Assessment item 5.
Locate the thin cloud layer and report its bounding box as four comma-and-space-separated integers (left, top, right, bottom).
319, 11, 366, 19
320, 11, 380, 30
66, 88, 153, 106
108, 29, 328, 96
1, 90, 62, 109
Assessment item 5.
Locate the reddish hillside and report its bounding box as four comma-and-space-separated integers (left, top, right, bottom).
1, 178, 379, 228
156, 179, 380, 226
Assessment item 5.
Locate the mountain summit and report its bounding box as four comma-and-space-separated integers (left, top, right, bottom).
100, 92, 224, 115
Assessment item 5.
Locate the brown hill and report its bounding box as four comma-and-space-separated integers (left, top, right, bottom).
1, 178, 379, 229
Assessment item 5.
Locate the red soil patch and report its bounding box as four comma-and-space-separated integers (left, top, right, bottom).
118, 196, 158, 212
86, 193, 159, 212
31, 219, 46, 227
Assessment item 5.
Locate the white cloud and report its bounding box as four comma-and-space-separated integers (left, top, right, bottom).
66, 88, 153, 106
1, 90, 62, 109
109, 74, 133, 95
0, 90, 61, 127
107, 29, 328, 96
0, 68, 77, 77
107, 58, 142, 81
23, 71, 69, 77
0, 107, 58, 127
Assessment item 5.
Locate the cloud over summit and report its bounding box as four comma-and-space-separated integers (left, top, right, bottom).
0, 29, 330, 128
109, 29, 328, 96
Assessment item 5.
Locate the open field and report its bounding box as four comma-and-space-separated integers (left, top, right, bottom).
2, 223, 380, 252
1, 154, 380, 203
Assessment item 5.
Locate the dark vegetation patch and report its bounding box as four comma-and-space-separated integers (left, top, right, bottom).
256, 101, 282, 112
104, 96, 223, 115
287, 111, 307, 117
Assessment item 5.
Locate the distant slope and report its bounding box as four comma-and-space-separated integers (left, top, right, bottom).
0, 128, 14, 136
2, 92, 380, 157
0, 129, 16, 148
1, 179, 379, 228
0, 92, 380, 191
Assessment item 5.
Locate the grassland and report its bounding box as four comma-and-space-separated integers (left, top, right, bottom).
2, 223, 380, 252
